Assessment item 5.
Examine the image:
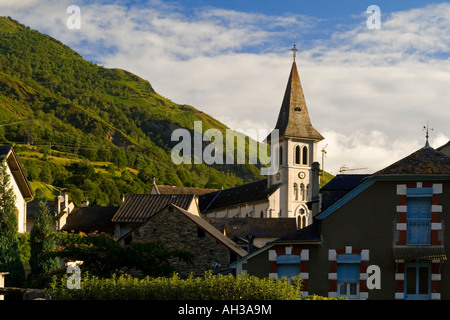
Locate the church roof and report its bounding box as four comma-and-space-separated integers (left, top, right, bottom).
271, 61, 324, 141
154, 184, 218, 196
199, 179, 280, 213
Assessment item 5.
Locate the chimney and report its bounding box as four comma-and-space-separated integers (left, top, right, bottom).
246, 233, 255, 254
64, 192, 69, 211
56, 194, 65, 214
311, 161, 321, 216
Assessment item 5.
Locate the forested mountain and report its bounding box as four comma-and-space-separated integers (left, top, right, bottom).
0, 16, 266, 206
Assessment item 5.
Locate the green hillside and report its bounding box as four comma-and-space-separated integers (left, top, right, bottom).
0, 16, 265, 206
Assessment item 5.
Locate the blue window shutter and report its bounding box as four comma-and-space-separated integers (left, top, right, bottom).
277, 254, 301, 277
407, 197, 431, 245
337, 264, 360, 283
337, 254, 361, 283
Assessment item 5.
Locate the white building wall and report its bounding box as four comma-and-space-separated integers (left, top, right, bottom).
5, 163, 26, 233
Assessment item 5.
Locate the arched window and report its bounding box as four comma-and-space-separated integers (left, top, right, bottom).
302, 146, 308, 165
300, 184, 305, 201
294, 183, 298, 200
294, 145, 301, 164
297, 208, 307, 229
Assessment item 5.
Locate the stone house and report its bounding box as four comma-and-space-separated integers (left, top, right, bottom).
111, 193, 200, 239
119, 204, 246, 277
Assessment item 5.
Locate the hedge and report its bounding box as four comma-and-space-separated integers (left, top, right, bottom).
48, 272, 341, 300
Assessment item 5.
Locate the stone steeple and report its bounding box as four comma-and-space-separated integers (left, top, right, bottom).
266, 46, 324, 225
273, 51, 324, 141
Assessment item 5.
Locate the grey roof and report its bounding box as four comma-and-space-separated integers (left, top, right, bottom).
62, 206, 118, 234
206, 217, 297, 239
269, 61, 324, 141
199, 179, 280, 213
154, 184, 218, 195
376, 145, 450, 174
111, 194, 194, 223
273, 222, 321, 243
320, 174, 371, 210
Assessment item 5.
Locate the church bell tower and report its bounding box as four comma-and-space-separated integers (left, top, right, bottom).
267, 44, 324, 228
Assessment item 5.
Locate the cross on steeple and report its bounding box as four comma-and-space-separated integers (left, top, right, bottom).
292, 42, 297, 61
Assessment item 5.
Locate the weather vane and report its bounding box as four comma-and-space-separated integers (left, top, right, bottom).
423, 121, 433, 144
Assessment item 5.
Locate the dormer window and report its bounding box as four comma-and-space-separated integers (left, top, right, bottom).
294, 107, 301, 111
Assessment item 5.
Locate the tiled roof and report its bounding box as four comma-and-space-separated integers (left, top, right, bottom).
154, 185, 218, 195
62, 206, 118, 233
111, 194, 194, 223
376, 145, 450, 174
206, 217, 297, 239
393, 246, 447, 261
273, 222, 321, 243
199, 179, 280, 212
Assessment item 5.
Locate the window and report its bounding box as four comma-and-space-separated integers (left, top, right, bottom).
404, 263, 431, 300
337, 254, 361, 299
293, 183, 299, 200
302, 146, 308, 165
295, 146, 301, 164
277, 254, 300, 283
297, 208, 307, 229
197, 227, 205, 238
406, 188, 432, 245
300, 184, 305, 201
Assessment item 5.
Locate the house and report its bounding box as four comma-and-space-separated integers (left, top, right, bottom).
27, 191, 75, 232
0, 146, 33, 233
229, 141, 450, 300
60, 204, 118, 235
118, 204, 247, 277
111, 193, 200, 239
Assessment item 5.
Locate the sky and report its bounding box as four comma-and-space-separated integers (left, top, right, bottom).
1, 0, 450, 175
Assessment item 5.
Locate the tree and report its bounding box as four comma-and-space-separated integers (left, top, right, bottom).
28, 193, 59, 283
0, 157, 25, 287
50, 232, 194, 278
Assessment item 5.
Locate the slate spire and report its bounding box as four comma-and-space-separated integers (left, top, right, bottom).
273, 47, 324, 141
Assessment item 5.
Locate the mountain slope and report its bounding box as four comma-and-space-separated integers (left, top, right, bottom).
0, 16, 265, 205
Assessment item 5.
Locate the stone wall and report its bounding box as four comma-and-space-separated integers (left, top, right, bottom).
131, 206, 233, 277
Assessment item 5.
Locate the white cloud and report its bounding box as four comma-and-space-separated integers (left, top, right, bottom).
1, 1, 450, 176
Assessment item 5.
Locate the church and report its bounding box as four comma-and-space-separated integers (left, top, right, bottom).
150, 45, 324, 230
197, 45, 324, 229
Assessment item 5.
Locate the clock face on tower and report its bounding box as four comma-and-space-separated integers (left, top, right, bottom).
298, 172, 306, 179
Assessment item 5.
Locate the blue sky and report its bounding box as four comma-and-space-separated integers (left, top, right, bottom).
1, 0, 449, 174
